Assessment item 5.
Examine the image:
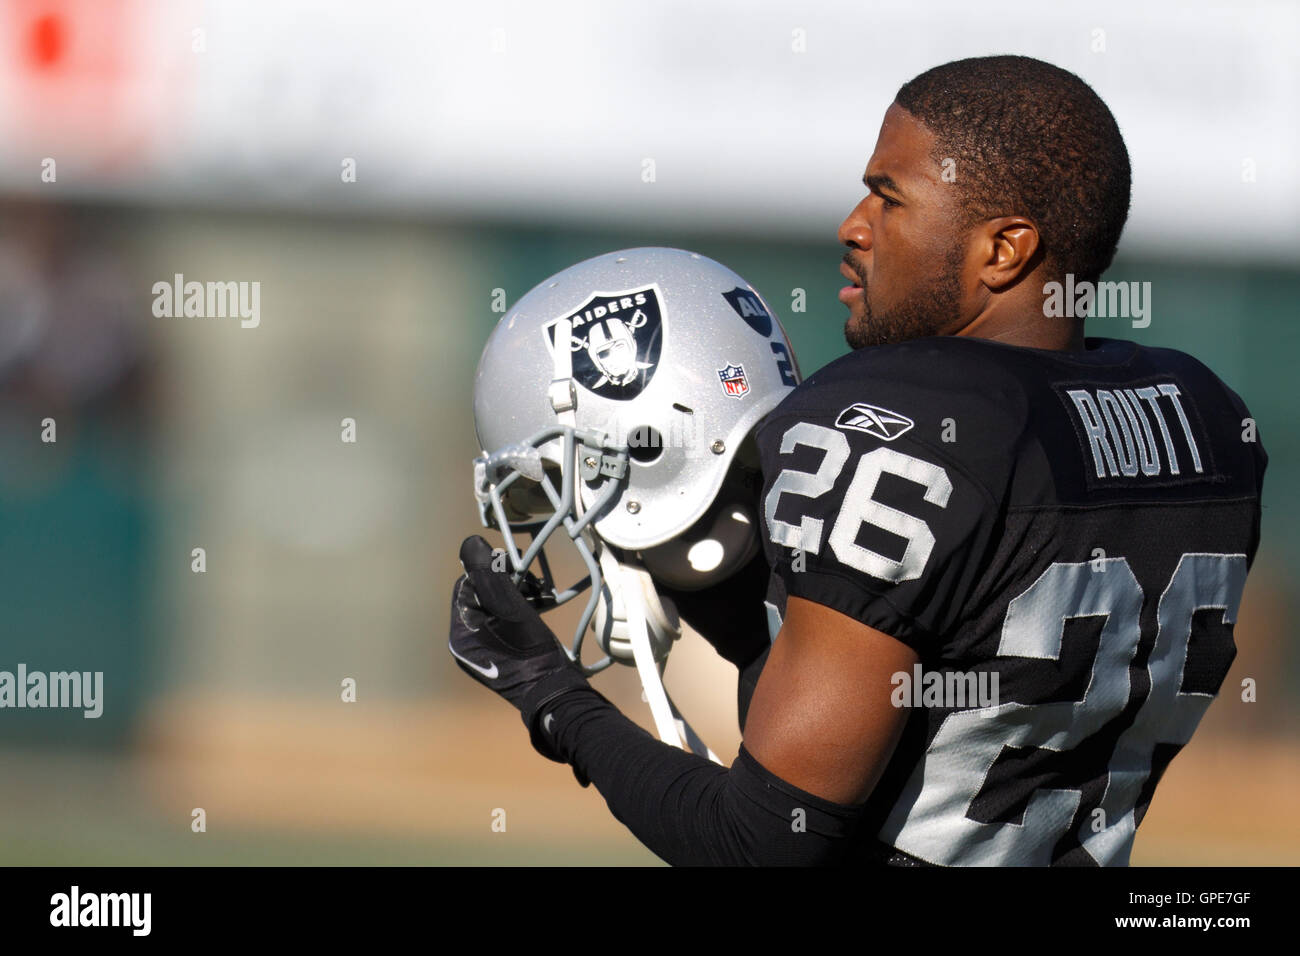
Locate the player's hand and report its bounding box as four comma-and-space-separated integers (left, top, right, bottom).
448, 535, 591, 759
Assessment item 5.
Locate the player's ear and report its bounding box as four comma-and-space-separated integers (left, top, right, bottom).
979, 216, 1040, 290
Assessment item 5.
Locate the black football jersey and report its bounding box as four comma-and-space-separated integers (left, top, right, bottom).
755, 335, 1266, 866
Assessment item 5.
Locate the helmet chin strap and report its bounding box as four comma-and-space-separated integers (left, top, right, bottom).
549, 318, 578, 429
551, 317, 718, 763
594, 547, 721, 764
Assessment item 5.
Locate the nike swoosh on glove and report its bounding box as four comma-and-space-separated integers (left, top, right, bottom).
448, 535, 592, 761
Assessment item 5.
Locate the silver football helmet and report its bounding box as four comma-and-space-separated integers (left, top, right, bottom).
471, 247, 800, 755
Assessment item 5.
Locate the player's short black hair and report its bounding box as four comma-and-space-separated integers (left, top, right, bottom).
895, 55, 1131, 284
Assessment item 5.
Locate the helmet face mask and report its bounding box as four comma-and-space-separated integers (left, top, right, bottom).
471, 247, 800, 676
474, 422, 630, 667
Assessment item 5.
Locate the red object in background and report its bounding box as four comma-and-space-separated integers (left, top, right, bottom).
28, 11, 64, 67
3, 0, 194, 177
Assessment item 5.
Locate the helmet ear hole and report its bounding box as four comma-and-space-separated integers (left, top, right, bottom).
640, 499, 759, 590
627, 425, 665, 464
637, 433, 763, 589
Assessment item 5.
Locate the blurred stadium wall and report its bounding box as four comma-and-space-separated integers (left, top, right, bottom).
0, 0, 1295, 864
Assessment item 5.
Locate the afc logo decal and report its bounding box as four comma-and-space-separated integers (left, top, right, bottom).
721, 287, 773, 337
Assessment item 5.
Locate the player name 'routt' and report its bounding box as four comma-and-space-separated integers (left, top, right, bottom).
1064, 382, 1204, 480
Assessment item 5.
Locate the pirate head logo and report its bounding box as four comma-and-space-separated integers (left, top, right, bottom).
543, 285, 664, 400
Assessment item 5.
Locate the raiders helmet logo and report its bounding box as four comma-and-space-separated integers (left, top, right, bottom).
543, 285, 664, 400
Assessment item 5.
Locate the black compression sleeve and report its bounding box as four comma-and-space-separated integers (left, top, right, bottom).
542, 687, 866, 866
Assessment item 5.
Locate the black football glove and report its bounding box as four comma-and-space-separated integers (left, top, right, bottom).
448, 535, 592, 761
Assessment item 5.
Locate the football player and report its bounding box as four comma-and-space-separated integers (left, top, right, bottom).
448, 55, 1266, 865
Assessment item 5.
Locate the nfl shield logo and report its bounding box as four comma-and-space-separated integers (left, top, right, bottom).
718, 363, 749, 399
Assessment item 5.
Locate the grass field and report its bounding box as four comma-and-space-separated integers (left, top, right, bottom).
2, 689, 1295, 867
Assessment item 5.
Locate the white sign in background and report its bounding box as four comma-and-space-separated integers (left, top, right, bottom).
0, 0, 1294, 261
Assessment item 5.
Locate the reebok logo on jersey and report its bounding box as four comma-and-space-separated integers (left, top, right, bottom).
835, 403, 914, 441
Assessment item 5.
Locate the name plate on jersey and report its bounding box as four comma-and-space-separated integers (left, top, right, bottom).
1055, 378, 1214, 487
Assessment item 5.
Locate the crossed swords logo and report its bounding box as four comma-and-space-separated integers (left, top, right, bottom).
565, 308, 654, 389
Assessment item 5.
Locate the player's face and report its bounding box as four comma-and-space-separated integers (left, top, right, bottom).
837, 104, 968, 349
